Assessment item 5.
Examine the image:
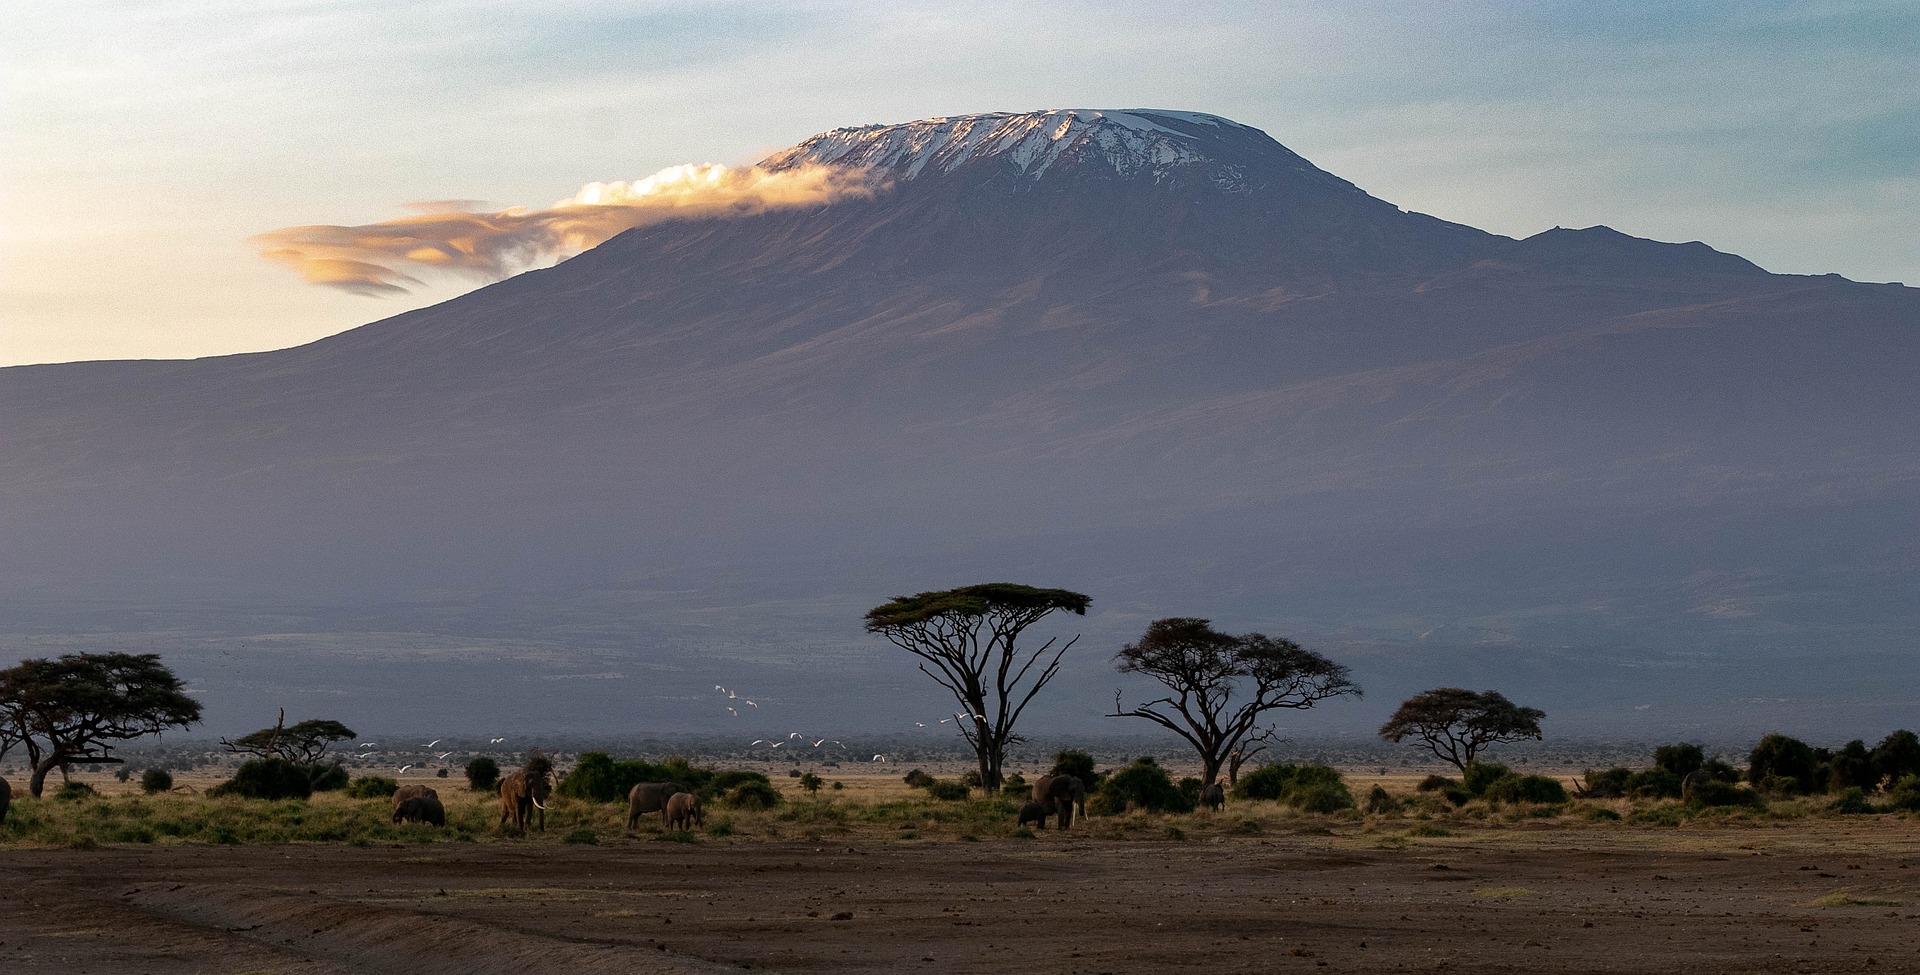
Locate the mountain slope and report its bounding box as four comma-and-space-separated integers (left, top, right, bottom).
2, 109, 1915, 737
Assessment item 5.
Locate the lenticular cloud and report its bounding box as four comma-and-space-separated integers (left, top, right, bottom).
255, 163, 875, 296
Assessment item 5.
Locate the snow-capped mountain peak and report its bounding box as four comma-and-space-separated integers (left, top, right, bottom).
761, 109, 1347, 193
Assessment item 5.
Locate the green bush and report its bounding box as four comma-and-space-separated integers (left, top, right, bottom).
798, 772, 824, 794
902, 769, 936, 789
1625, 768, 1683, 799
924, 780, 970, 801
1581, 767, 1632, 798
1051, 749, 1098, 785
1462, 761, 1511, 796
1584, 807, 1622, 822
1652, 743, 1705, 778
344, 775, 399, 799
1686, 779, 1766, 809
1291, 779, 1354, 814
1233, 763, 1297, 801
54, 781, 98, 802
708, 769, 772, 796
211, 758, 312, 800
1482, 774, 1567, 805
1363, 785, 1399, 814
140, 768, 174, 794
558, 752, 714, 803
1177, 777, 1204, 806
1827, 740, 1877, 793
1828, 786, 1874, 815
1227, 762, 1350, 812
1092, 757, 1192, 815
1002, 772, 1026, 789
310, 763, 349, 792
465, 756, 500, 792
1748, 733, 1821, 795
1415, 774, 1459, 792
1873, 730, 1920, 787
1883, 775, 1920, 811
957, 769, 983, 789
724, 781, 782, 810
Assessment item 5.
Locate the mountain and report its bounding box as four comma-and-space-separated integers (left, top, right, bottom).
4, 109, 1917, 742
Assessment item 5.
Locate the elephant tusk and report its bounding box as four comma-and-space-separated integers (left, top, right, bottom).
531, 796, 548, 810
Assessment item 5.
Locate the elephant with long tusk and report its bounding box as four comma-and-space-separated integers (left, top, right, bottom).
498, 752, 555, 833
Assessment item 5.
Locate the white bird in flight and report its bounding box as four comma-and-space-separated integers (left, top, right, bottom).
437, 752, 453, 759
359, 742, 377, 748
789, 732, 803, 739
750, 739, 769, 746
870, 754, 887, 762
424, 739, 442, 748
744, 700, 758, 707
398, 764, 413, 773
490, 737, 506, 744
727, 707, 738, 717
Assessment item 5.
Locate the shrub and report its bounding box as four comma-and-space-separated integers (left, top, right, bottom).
1883, 775, 1920, 812
1584, 807, 1622, 822
140, 767, 174, 794
1873, 730, 1920, 787
1581, 767, 1632, 798
1002, 772, 1026, 789
707, 769, 771, 797
1827, 740, 1877, 793
1177, 777, 1204, 806
1748, 733, 1821, 795
1233, 763, 1297, 801
958, 769, 983, 789
563, 828, 599, 845
1462, 761, 1511, 796
1291, 779, 1354, 814
1652, 743, 1705, 779
798, 772, 824, 794
1092, 757, 1192, 815
1828, 787, 1874, 815
1363, 785, 1399, 814
1051, 748, 1097, 784
558, 752, 713, 803
1415, 774, 1458, 793
115, 766, 135, 783
344, 775, 399, 799
831, 781, 844, 791
786, 768, 801, 778
310, 763, 350, 792
1624, 768, 1682, 799
211, 758, 312, 800
1686, 779, 1766, 809
1482, 774, 1567, 805
903, 769, 936, 789
54, 781, 98, 802
465, 756, 500, 792
724, 781, 782, 810
925, 780, 970, 802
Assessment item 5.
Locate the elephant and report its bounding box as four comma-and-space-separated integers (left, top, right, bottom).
1032, 774, 1087, 829
1016, 800, 1049, 829
499, 764, 554, 832
1681, 768, 1719, 803
0, 775, 10, 826
1199, 782, 1225, 812
393, 793, 446, 826
626, 782, 686, 829
664, 791, 703, 831
392, 784, 438, 807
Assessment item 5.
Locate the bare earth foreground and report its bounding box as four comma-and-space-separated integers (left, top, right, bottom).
5, 820, 1919, 975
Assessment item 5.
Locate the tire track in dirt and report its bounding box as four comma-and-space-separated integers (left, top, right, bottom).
124, 883, 752, 975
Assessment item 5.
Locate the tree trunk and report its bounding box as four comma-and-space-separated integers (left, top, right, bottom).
1201, 754, 1225, 788
30, 752, 65, 797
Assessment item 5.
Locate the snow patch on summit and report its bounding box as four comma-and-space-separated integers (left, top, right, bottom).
763, 109, 1272, 188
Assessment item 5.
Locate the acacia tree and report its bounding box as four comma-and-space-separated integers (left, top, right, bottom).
222, 712, 356, 765
1378, 687, 1544, 772
1110, 618, 1360, 786
864, 583, 1091, 793
0, 652, 203, 796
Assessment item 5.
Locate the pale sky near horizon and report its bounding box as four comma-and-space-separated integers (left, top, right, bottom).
3, 0, 1915, 367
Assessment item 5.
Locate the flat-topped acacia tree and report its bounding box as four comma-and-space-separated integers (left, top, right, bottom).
1110, 617, 1360, 787
0, 652, 202, 797
1378, 688, 1545, 772
865, 583, 1091, 794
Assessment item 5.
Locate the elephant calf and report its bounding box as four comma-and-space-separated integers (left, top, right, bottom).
627, 782, 686, 829
1199, 783, 1225, 812
394, 794, 446, 826
1016, 800, 1049, 830
665, 791, 702, 831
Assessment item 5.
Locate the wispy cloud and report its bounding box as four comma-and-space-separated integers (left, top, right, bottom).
254, 162, 878, 295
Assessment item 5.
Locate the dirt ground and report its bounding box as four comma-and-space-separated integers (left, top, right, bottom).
5, 817, 1919, 975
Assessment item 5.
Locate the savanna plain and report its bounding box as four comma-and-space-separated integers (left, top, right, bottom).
4, 770, 1919, 975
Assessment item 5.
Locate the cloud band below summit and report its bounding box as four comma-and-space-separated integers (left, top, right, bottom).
254, 163, 875, 296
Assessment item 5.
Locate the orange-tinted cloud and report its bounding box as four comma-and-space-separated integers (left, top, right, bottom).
255, 163, 877, 296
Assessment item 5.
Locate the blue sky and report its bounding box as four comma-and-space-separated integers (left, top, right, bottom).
3, 0, 1915, 365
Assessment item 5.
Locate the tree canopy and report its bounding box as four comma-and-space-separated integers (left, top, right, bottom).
1377, 687, 1544, 772
223, 716, 356, 765
864, 583, 1090, 793
0, 652, 202, 796
1111, 617, 1360, 785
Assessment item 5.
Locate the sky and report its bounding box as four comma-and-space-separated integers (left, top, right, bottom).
3, 0, 1916, 367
